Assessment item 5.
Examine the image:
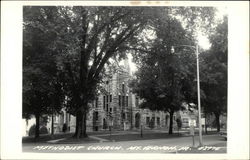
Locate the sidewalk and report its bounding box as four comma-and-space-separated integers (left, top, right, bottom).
48, 129, 191, 144
93, 131, 186, 143
22, 128, 220, 144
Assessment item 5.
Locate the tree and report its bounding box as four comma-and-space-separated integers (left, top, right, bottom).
200, 16, 228, 132
23, 6, 217, 138
23, 6, 65, 138
40, 6, 157, 138
130, 16, 198, 134
130, 7, 217, 134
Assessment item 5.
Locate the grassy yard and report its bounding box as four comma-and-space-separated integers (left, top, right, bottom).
97, 132, 184, 142
22, 133, 74, 143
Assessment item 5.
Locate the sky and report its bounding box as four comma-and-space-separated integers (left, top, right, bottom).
197, 6, 227, 50
127, 6, 227, 73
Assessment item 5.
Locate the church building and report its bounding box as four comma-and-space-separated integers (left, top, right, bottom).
23, 59, 174, 136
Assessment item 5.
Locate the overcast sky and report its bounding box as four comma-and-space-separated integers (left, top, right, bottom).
127, 6, 227, 74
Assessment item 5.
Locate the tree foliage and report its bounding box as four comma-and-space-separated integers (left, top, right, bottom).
130, 17, 198, 134
57, 6, 157, 138
23, 6, 221, 137
200, 16, 228, 132
23, 6, 66, 137
130, 7, 217, 134
23, 6, 158, 138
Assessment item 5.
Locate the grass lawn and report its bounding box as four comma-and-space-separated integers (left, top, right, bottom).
22, 129, 221, 144
53, 137, 99, 144
98, 132, 184, 142
22, 133, 74, 143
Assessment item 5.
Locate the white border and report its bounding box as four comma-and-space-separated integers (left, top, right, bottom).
1, 1, 249, 160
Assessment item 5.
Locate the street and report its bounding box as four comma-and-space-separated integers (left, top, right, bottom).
23, 131, 226, 153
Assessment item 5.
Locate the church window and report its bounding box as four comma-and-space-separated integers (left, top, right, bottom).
95, 97, 98, 108
122, 83, 125, 93
122, 96, 125, 106
94, 112, 98, 121
157, 117, 160, 125
119, 95, 121, 106
126, 96, 128, 107
103, 96, 105, 109
146, 117, 150, 126
106, 104, 109, 112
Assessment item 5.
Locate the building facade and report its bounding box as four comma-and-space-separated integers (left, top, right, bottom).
63, 59, 170, 132
23, 59, 177, 136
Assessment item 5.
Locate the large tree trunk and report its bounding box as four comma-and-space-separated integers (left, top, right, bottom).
73, 102, 88, 139
168, 110, 174, 134
35, 113, 40, 138
73, 116, 78, 138
81, 110, 88, 138
73, 110, 83, 138
215, 113, 220, 132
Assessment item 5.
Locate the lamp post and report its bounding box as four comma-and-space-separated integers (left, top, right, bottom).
171, 44, 203, 146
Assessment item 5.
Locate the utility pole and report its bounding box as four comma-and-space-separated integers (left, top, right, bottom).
171, 44, 203, 146
196, 44, 203, 146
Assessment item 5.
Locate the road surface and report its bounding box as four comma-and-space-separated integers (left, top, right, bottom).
23, 134, 226, 153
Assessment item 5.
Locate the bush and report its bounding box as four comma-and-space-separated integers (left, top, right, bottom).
28, 124, 36, 136
28, 124, 48, 136
40, 126, 49, 135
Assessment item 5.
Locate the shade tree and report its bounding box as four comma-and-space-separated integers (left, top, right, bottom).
199, 16, 228, 132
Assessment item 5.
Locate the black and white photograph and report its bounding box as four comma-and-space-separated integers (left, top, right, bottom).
1, 1, 249, 160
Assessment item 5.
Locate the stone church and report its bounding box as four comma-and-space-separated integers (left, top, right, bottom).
23, 59, 173, 136
49, 59, 170, 133
22, 57, 224, 136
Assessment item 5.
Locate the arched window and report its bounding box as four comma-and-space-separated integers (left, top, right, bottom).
122, 83, 125, 93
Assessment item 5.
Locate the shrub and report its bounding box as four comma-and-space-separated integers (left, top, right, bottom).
28, 124, 36, 136
40, 126, 49, 135
28, 124, 48, 136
